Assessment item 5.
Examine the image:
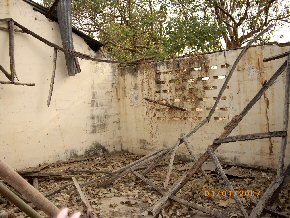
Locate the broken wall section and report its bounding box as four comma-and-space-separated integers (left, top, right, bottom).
0, 0, 121, 170
117, 44, 290, 169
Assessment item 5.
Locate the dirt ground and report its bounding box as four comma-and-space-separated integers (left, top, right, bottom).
0, 151, 289, 217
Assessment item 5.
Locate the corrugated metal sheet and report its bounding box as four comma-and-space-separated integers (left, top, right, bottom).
57, 0, 80, 76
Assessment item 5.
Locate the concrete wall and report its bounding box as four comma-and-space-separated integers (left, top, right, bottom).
117, 45, 290, 169
0, 0, 120, 169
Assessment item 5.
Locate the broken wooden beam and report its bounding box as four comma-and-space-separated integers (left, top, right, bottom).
213, 131, 287, 144
12, 19, 121, 64
149, 60, 287, 216
131, 170, 224, 218
72, 177, 96, 218
0, 160, 60, 217
47, 48, 57, 107
270, 163, 290, 206
8, 19, 16, 82
249, 163, 290, 218
45, 148, 170, 197
144, 98, 187, 111
0, 81, 35, 86
263, 50, 290, 62
0, 182, 42, 218
208, 148, 248, 217
278, 54, 290, 177
0, 26, 24, 33
182, 137, 209, 180
0, 65, 12, 81
164, 138, 183, 188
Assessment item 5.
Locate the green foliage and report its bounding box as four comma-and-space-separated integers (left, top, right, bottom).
43, 0, 290, 61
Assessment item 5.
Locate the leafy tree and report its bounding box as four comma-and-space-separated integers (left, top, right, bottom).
203, 0, 290, 49
43, 0, 221, 60
43, 0, 290, 61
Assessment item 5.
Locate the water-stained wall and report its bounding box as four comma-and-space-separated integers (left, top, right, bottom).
0, 0, 121, 169
117, 44, 290, 169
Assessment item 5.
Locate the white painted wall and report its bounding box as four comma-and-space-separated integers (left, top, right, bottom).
0, 0, 120, 170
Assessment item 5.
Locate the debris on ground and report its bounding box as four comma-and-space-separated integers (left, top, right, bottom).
0, 152, 289, 217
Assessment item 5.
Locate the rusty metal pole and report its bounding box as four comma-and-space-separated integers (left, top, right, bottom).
0, 160, 60, 217
0, 182, 42, 218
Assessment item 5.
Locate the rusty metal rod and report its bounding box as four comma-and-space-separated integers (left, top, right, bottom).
0, 182, 42, 218
0, 160, 60, 217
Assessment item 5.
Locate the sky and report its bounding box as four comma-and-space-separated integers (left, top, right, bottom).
33, 0, 290, 44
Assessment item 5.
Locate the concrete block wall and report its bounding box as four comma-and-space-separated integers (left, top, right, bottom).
117, 45, 290, 169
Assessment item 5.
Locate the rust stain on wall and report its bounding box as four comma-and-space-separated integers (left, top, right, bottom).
257, 56, 273, 154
